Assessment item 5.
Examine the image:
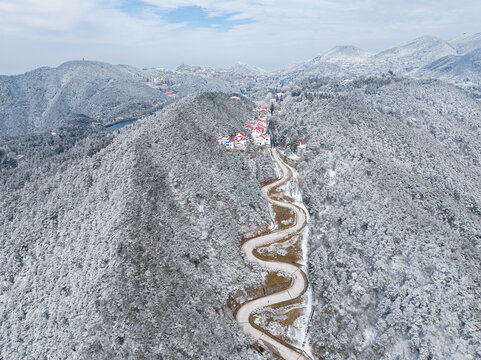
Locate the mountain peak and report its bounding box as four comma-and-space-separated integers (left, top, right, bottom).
313, 45, 373, 65
449, 32, 481, 54
374, 36, 457, 69
228, 62, 265, 75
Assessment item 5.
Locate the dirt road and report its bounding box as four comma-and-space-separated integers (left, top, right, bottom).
236, 148, 311, 360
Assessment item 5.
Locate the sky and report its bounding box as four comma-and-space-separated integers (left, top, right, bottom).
1, 0, 481, 74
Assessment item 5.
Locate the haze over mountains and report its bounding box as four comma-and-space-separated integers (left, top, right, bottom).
1, 33, 481, 360
3, 33, 481, 138
2, 33, 480, 140
278, 34, 481, 89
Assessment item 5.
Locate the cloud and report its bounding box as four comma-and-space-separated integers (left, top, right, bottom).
161, 5, 256, 31
1, 0, 481, 74
117, 2, 256, 31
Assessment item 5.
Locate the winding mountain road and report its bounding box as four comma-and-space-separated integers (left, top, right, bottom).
236, 148, 311, 360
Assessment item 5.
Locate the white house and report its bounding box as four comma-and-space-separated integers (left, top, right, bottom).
298, 140, 307, 149
217, 136, 229, 144
235, 132, 247, 147
254, 133, 269, 146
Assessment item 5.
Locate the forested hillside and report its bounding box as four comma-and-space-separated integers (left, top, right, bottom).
0, 93, 276, 359
0, 61, 165, 138
1, 51, 481, 360
272, 77, 481, 359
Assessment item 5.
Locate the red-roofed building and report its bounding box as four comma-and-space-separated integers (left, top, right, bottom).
217, 136, 229, 144
235, 132, 247, 147
254, 133, 270, 146
255, 125, 266, 133
235, 132, 246, 139
255, 106, 270, 114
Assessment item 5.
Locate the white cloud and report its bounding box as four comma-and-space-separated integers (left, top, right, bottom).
1, 0, 481, 74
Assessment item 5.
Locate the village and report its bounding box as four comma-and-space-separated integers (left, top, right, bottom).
217, 105, 272, 149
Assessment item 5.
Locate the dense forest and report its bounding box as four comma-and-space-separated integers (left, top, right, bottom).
1, 93, 277, 359
1, 57, 480, 359
272, 77, 481, 359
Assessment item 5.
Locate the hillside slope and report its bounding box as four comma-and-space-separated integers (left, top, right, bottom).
0, 61, 165, 138
449, 33, 481, 54
315, 46, 373, 67
273, 78, 481, 359
372, 36, 457, 73
418, 48, 481, 96
0, 93, 276, 359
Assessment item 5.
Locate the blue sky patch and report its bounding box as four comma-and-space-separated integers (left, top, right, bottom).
119, 0, 154, 16
120, 2, 255, 31
163, 6, 255, 31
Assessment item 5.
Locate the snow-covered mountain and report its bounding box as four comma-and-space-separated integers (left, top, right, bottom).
2, 32, 481, 140
421, 48, 481, 80
0, 61, 262, 139
273, 78, 481, 359
0, 92, 275, 359
0, 61, 164, 138
271, 34, 481, 96
372, 35, 457, 73
416, 48, 481, 96
228, 62, 266, 76
1, 33, 481, 360
449, 32, 481, 54
3, 76, 479, 360
313, 45, 373, 67
276, 36, 462, 79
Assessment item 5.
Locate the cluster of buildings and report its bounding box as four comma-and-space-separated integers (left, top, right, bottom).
246, 108, 270, 146
217, 106, 271, 149
217, 132, 248, 149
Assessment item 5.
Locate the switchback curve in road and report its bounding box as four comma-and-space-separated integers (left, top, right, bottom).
236, 148, 312, 360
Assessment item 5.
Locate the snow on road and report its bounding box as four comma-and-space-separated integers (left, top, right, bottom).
236, 148, 312, 360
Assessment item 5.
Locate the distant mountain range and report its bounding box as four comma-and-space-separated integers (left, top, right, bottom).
420, 48, 481, 87
313, 45, 374, 67
2, 33, 481, 139
273, 34, 480, 78
449, 32, 481, 54
265, 33, 481, 97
